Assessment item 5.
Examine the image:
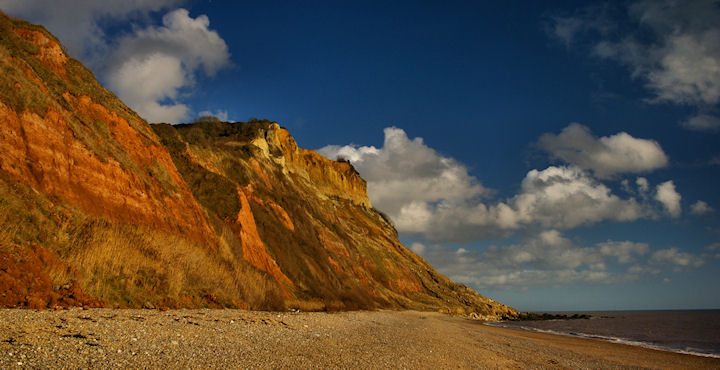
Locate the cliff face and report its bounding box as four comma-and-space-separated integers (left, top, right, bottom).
0, 12, 516, 318
0, 13, 215, 244
152, 120, 516, 317
0, 12, 235, 309
270, 127, 372, 208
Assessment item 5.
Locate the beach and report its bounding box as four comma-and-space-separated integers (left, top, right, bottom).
1, 309, 718, 369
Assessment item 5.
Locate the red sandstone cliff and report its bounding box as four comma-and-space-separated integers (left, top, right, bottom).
0, 12, 516, 318
0, 14, 214, 245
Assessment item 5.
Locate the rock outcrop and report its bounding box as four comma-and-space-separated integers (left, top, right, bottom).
0, 12, 516, 318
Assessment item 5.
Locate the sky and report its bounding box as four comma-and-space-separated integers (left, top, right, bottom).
2, 0, 719, 311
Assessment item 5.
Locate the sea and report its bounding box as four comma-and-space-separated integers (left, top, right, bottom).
486, 310, 720, 358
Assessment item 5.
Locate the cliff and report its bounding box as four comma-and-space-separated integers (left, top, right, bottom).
0, 14, 215, 244
152, 120, 516, 316
0, 12, 516, 318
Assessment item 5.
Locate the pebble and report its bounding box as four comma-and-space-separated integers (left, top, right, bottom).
0, 309, 716, 369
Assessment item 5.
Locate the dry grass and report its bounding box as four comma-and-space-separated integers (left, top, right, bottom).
0, 212, 19, 249
286, 299, 332, 312
64, 219, 285, 310
0, 167, 285, 310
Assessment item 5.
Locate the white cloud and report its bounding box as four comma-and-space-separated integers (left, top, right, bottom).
320, 127, 702, 290
641, 30, 720, 106
598, 241, 649, 263
599, 2, 720, 107
537, 123, 668, 178
552, 0, 720, 131
0, 2, 231, 124
511, 166, 645, 229
320, 128, 663, 243
107, 9, 229, 76
655, 180, 682, 218
420, 231, 698, 290
482, 230, 605, 270
636, 177, 650, 193
690, 200, 714, 216
318, 127, 489, 238
105, 9, 230, 123
650, 247, 704, 268
626, 264, 660, 276
106, 53, 188, 123
681, 114, 720, 132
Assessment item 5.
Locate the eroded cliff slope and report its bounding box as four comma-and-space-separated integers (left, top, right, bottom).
0, 12, 276, 310
152, 120, 516, 317
0, 12, 516, 318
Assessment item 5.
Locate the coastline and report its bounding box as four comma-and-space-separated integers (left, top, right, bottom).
1, 309, 718, 369
486, 309, 720, 359
486, 321, 720, 359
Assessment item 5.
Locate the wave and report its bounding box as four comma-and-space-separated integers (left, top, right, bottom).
485, 322, 720, 359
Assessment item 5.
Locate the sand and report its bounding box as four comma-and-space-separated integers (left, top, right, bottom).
1, 309, 717, 369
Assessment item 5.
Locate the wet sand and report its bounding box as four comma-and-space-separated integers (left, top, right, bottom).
1, 309, 718, 369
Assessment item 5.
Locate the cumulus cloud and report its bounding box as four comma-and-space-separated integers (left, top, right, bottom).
511, 166, 645, 229
106, 52, 189, 123
482, 230, 605, 271
650, 247, 704, 268
0, 2, 231, 123
537, 123, 669, 178
551, 0, 720, 131
598, 241, 650, 264
104, 9, 230, 123
320, 127, 666, 243
690, 200, 714, 216
419, 231, 695, 289
655, 180, 681, 217
320, 127, 700, 290
318, 127, 488, 236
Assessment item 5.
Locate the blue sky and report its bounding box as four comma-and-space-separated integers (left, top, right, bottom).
2, 0, 719, 311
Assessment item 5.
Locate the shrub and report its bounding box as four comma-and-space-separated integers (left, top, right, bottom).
194, 115, 221, 123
